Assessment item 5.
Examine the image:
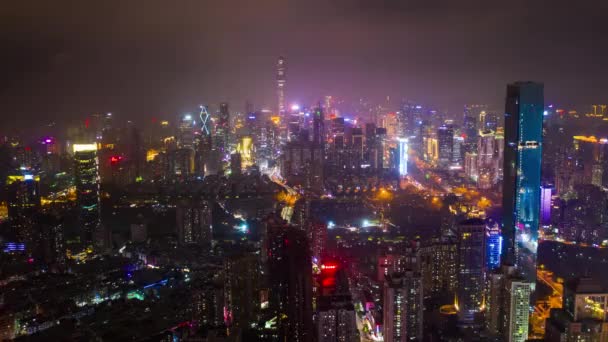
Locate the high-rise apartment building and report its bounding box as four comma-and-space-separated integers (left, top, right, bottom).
487, 265, 531, 342
176, 200, 212, 248
382, 271, 424, 341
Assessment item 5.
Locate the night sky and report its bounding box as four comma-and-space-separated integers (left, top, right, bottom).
2, 0, 608, 129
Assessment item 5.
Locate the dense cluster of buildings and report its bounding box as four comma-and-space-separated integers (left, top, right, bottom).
1, 55, 608, 341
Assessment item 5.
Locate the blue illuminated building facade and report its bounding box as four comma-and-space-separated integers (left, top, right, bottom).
486, 224, 502, 271
502, 82, 543, 282
398, 138, 408, 176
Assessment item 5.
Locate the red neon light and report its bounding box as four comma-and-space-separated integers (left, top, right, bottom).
110, 156, 123, 164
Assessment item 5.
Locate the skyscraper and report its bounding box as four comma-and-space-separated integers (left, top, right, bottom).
456, 218, 486, 325
502, 82, 544, 281
382, 271, 424, 341
312, 105, 325, 147
437, 124, 454, 167
487, 265, 531, 342
73, 144, 100, 248
277, 56, 286, 116
215, 102, 230, 153
398, 138, 409, 176
266, 221, 313, 342
486, 223, 502, 271
178, 113, 196, 149
6, 173, 41, 251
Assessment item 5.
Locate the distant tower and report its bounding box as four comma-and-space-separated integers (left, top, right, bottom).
199, 105, 211, 137
277, 56, 286, 116
215, 103, 230, 153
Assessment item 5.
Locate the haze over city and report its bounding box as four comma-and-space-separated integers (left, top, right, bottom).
1, 1, 608, 341
2, 0, 608, 129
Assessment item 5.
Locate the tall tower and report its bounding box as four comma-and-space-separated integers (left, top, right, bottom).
266, 218, 313, 342
6, 173, 41, 251
277, 56, 286, 116
216, 102, 230, 153
73, 143, 100, 248
502, 82, 543, 282
456, 218, 486, 325
382, 271, 424, 341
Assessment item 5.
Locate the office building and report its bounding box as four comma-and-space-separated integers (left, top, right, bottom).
502, 82, 544, 282
312, 106, 325, 147
382, 271, 424, 341
6, 173, 41, 250
216, 102, 230, 153
478, 130, 499, 189
73, 143, 100, 248
456, 218, 486, 325
178, 113, 196, 149
437, 124, 454, 166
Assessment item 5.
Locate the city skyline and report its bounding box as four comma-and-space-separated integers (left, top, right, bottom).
2, 2, 608, 341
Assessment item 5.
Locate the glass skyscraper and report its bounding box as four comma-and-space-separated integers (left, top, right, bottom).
502, 82, 544, 282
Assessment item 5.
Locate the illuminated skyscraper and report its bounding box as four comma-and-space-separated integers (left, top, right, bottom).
215, 102, 230, 153
398, 138, 408, 176
277, 56, 286, 116
73, 144, 100, 247
312, 105, 325, 147
382, 271, 423, 341
487, 265, 531, 342
437, 124, 454, 167
6, 173, 41, 250
178, 113, 196, 149
540, 185, 552, 225
456, 218, 486, 325
486, 223, 502, 270
502, 82, 544, 281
